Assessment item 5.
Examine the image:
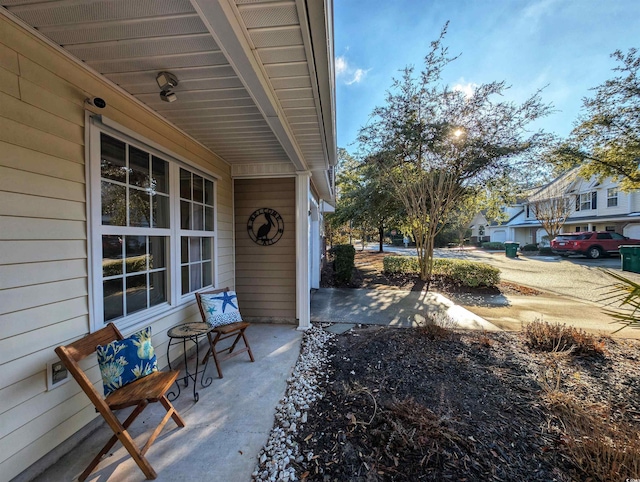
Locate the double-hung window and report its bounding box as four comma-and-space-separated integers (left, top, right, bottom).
89, 119, 217, 331
607, 188, 618, 207
577, 192, 597, 211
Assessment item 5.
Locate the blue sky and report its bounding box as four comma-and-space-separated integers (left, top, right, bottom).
334, 0, 640, 151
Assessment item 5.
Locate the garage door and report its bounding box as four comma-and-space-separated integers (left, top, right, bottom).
492, 230, 506, 243
624, 224, 640, 239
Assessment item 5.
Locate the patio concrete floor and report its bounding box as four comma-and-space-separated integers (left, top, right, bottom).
29, 324, 302, 482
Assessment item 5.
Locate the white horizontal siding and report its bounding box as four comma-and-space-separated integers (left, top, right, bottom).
0, 15, 234, 482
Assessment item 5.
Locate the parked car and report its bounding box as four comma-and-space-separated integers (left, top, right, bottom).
550, 231, 640, 259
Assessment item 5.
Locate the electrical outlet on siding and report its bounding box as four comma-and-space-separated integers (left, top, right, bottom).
46, 359, 70, 390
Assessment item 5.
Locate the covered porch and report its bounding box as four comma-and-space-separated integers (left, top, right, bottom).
19, 324, 303, 482
0, 0, 335, 479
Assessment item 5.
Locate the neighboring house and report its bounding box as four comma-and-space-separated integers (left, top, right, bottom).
468, 211, 489, 244
0, 1, 336, 480
484, 170, 640, 245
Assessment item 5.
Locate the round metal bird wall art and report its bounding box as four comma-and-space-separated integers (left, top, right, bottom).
247, 208, 284, 246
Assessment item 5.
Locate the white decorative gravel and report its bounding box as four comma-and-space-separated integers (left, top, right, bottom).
252, 325, 335, 482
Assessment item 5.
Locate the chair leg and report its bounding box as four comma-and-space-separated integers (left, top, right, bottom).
79, 402, 155, 481
160, 395, 186, 428
242, 330, 255, 362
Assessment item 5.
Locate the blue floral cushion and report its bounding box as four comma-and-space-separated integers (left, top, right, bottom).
96, 326, 158, 396
200, 291, 243, 328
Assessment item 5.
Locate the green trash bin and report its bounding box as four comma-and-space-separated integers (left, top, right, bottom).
620, 245, 640, 273
505, 242, 519, 258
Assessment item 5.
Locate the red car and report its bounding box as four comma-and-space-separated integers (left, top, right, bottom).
551, 231, 640, 259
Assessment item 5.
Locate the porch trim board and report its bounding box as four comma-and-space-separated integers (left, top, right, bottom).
296, 171, 311, 330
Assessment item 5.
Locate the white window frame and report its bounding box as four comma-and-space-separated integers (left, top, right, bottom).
579, 192, 592, 211
87, 116, 218, 333
607, 188, 618, 207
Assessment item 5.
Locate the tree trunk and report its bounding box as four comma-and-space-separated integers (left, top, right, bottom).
378, 224, 384, 252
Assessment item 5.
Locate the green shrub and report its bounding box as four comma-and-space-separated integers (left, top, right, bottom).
481, 241, 505, 250
539, 247, 553, 255
331, 244, 355, 283
433, 258, 500, 287
383, 256, 500, 287
520, 243, 538, 252
382, 256, 420, 274
102, 255, 149, 277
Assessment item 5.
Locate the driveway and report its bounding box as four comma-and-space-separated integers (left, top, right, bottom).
432, 248, 640, 307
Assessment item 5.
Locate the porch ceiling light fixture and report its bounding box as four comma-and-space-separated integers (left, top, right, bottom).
156, 71, 179, 102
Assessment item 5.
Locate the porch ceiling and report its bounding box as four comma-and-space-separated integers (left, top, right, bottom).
2, 0, 336, 200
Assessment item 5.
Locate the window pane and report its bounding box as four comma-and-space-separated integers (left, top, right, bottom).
191, 264, 202, 291
102, 236, 123, 277
180, 169, 191, 199
129, 146, 150, 188
205, 180, 214, 206
181, 237, 188, 263
101, 181, 126, 226
126, 274, 147, 315
205, 207, 214, 231
149, 271, 167, 307
193, 204, 204, 231
189, 237, 201, 262
125, 236, 147, 273
181, 201, 191, 230
193, 175, 204, 203
149, 237, 166, 269
203, 261, 212, 287
100, 134, 126, 182
129, 188, 151, 227
152, 194, 169, 228
202, 237, 212, 260
181, 266, 190, 295
152, 156, 169, 194
104, 279, 124, 321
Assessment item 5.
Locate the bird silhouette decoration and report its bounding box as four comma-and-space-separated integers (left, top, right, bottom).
256, 212, 275, 241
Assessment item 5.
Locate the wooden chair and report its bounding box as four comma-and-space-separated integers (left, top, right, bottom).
55, 323, 185, 481
196, 287, 255, 378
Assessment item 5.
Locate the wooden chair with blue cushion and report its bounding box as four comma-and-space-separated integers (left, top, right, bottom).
196, 287, 255, 378
54, 323, 185, 481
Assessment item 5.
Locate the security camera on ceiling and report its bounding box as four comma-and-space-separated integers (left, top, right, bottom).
160, 90, 177, 103
157, 72, 179, 102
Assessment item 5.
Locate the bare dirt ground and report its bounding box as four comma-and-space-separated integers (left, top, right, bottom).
301, 251, 640, 481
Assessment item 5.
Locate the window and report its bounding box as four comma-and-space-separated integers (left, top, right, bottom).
606, 226, 616, 232
577, 192, 597, 211
607, 188, 618, 207
90, 122, 217, 330
596, 233, 612, 240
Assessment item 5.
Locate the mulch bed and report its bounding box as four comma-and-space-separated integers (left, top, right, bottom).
305, 250, 640, 480
293, 327, 640, 481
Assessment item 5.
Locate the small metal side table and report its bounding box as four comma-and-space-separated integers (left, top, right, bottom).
166, 322, 213, 402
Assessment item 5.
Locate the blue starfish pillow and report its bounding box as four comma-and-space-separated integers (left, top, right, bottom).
200, 291, 243, 328
96, 326, 158, 396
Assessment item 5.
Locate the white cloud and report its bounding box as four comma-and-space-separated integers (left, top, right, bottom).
335, 55, 369, 85
335, 56, 348, 76
452, 80, 478, 99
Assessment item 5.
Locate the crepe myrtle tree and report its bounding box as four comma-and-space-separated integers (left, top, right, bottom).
551, 48, 640, 191
528, 170, 578, 242
358, 24, 552, 285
